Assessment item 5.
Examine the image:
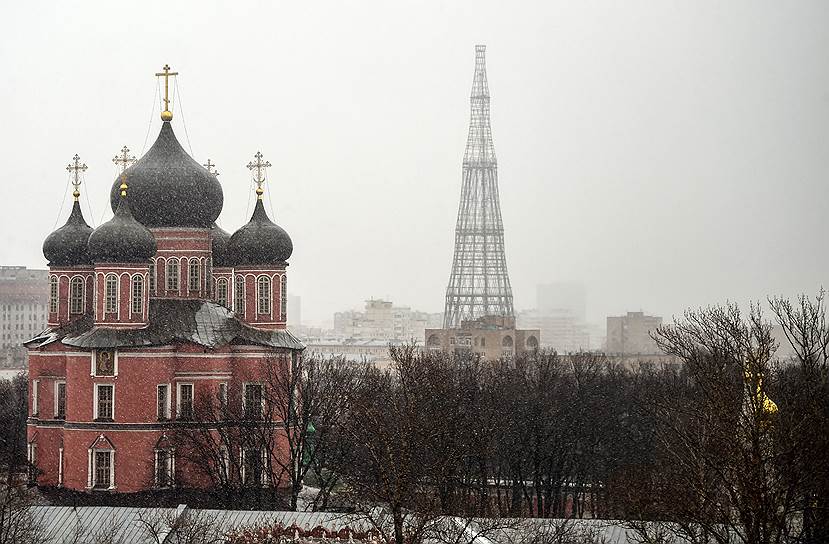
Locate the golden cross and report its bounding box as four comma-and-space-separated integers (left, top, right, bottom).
112, 146, 136, 173
66, 154, 87, 201
203, 159, 219, 176
154, 64, 179, 120
246, 151, 271, 199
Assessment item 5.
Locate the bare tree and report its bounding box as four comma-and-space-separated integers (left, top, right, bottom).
172, 352, 364, 510
627, 303, 800, 544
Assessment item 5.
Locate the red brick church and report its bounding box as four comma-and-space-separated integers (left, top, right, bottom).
25, 68, 303, 493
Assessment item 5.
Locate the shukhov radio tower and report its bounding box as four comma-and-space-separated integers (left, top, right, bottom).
443, 45, 514, 329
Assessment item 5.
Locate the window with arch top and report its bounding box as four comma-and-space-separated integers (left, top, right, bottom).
234, 275, 245, 317
257, 276, 271, 315
216, 278, 229, 308
166, 260, 179, 291
49, 276, 58, 313
188, 258, 200, 292
104, 274, 118, 314
131, 275, 144, 315
69, 277, 84, 314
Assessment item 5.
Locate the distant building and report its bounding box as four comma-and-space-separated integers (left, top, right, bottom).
425, 315, 540, 360
517, 308, 589, 353
606, 311, 663, 354
304, 338, 406, 367
0, 266, 48, 364
333, 299, 435, 342
537, 282, 586, 322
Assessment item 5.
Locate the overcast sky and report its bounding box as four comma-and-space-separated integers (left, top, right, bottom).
1, 1, 827, 327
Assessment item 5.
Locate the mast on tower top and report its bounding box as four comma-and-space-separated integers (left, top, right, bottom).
463, 45, 496, 168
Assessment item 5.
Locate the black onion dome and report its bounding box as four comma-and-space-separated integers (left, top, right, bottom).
227, 200, 293, 266
210, 222, 231, 267
43, 201, 94, 266
89, 192, 157, 263
108, 122, 223, 228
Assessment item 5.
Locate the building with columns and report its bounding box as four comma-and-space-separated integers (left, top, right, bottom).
25, 69, 303, 494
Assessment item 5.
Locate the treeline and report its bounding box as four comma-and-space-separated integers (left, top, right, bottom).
2, 294, 828, 544
226, 294, 827, 544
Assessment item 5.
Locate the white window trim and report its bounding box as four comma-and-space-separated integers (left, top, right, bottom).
58, 447, 64, 487
234, 276, 246, 317
154, 448, 176, 488
241, 447, 269, 486
32, 379, 39, 416
176, 383, 194, 419
104, 273, 119, 315
91, 350, 119, 377
188, 258, 201, 292
54, 380, 66, 418
216, 278, 229, 308
256, 276, 272, 317
166, 259, 179, 293
49, 276, 59, 314
157, 383, 172, 420
93, 383, 115, 421
129, 274, 144, 317
88, 448, 116, 490
69, 276, 86, 316
242, 382, 265, 417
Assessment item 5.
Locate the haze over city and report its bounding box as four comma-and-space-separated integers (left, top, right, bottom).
1, 1, 827, 327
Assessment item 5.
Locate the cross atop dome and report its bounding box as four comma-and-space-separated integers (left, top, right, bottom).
66, 154, 87, 201
112, 146, 136, 173
246, 151, 271, 200
155, 64, 178, 121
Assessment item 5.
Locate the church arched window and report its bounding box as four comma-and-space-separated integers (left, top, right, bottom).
148, 261, 156, 295
234, 276, 245, 318
105, 274, 118, 314
280, 276, 287, 322
188, 258, 200, 292
257, 276, 271, 315
131, 275, 144, 315
69, 277, 84, 314
49, 276, 58, 314
216, 278, 228, 308
166, 260, 179, 292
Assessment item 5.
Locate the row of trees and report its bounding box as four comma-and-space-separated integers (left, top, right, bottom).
1, 293, 827, 544
166, 293, 829, 544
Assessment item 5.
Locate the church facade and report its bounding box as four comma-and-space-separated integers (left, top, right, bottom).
25, 70, 303, 494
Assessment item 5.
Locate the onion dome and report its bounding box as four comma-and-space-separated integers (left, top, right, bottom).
108, 122, 223, 228
227, 200, 293, 266
89, 182, 157, 263
210, 222, 231, 267
43, 201, 94, 266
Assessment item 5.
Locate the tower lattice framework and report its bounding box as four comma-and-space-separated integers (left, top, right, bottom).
443, 45, 514, 329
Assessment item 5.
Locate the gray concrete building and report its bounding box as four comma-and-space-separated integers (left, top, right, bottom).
0, 266, 48, 366
606, 311, 663, 355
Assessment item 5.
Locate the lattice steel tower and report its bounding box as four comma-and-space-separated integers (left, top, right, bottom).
443, 45, 514, 329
